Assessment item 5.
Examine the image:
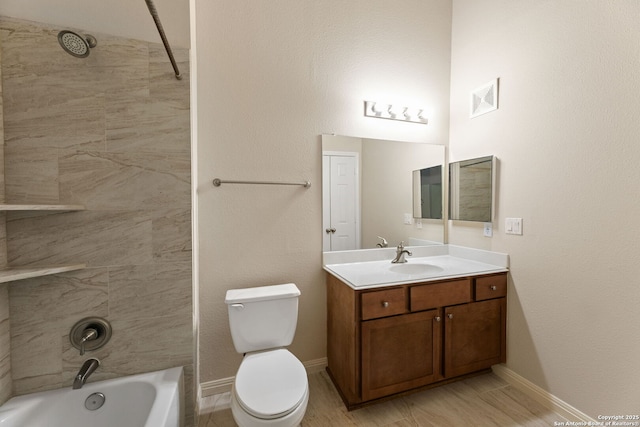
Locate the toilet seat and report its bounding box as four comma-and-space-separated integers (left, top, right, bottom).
234, 349, 308, 420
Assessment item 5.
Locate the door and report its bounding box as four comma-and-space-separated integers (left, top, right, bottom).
322, 153, 359, 251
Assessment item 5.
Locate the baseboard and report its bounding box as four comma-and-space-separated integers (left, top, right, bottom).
492, 364, 596, 423
200, 357, 328, 398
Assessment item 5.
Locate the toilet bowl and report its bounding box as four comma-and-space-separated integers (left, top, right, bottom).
231, 350, 309, 426
225, 284, 309, 427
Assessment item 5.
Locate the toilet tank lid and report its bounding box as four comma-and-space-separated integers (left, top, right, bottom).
225, 283, 300, 304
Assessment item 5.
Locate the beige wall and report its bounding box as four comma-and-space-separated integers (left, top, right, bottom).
0, 17, 194, 424
195, 0, 453, 384
449, 0, 640, 417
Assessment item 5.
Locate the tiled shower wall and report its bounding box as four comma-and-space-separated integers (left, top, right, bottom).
0, 16, 193, 423
0, 29, 12, 407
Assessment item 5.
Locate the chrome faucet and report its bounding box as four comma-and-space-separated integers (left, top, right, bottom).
73, 358, 100, 389
391, 241, 412, 263
376, 236, 388, 248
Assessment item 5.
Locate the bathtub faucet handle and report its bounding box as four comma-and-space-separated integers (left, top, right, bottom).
79, 328, 98, 356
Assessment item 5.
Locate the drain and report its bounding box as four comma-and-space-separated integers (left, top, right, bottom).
85, 392, 106, 411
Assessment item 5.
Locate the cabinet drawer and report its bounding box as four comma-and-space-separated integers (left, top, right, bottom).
361, 288, 407, 320
475, 274, 507, 301
410, 279, 471, 311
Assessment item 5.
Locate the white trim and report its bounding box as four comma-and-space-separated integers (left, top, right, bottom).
198, 357, 327, 408
492, 365, 596, 423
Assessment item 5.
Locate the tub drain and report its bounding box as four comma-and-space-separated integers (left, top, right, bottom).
85, 392, 105, 411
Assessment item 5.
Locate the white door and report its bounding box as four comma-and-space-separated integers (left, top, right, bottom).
323, 154, 359, 251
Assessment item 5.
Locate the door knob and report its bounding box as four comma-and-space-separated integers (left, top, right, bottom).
325, 228, 336, 234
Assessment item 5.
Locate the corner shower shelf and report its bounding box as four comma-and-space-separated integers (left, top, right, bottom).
0, 264, 87, 284
0, 203, 86, 211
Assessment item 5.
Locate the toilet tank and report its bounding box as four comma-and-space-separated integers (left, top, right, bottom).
225, 283, 300, 354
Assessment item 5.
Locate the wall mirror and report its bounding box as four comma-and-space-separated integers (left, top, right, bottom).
449, 155, 494, 222
322, 134, 445, 252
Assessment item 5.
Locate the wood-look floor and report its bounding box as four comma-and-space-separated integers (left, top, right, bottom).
198, 370, 566, 426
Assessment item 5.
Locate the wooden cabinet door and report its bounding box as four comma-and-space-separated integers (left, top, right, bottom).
444, 299, 506, 378
361, 310, 441, 401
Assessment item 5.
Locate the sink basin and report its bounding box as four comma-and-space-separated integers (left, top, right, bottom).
389, 263, 444, 275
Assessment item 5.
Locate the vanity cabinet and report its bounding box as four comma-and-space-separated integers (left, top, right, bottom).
326, 271, 507, 409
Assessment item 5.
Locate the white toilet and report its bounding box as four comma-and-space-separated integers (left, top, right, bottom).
225, 283, 309, 427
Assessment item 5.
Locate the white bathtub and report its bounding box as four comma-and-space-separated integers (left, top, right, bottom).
0, 366, 184, 427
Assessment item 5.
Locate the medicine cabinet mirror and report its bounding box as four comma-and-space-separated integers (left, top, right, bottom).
412, 165, 443, 220
449, 155, 494, 222
322, 134, 445, 252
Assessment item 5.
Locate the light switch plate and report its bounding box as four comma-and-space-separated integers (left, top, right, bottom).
483, 222, 493, 237
505, 218, 523, 235
403, 213, 413, 225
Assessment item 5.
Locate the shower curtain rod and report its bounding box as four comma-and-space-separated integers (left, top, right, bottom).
144, 0, 182, 80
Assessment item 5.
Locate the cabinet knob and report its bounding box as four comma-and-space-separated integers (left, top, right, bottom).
490, 285, 497, 291
382, 301, 389, 308
434, 316, 441, 322
447, 313, 454, 319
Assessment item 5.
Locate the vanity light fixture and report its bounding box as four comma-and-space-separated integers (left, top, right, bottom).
364, 101, 428, 124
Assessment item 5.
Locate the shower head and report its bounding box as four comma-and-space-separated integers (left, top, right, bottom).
57, 30, 97, 58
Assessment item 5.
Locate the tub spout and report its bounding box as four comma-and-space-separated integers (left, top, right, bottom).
73, 358, 100, 389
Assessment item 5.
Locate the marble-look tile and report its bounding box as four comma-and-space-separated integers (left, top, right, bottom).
0, 284, 11, 405
0, 213, 6, 266
3, 145, 59, 203
2, 94, 105, 151
108, 262, 192, 321
8, 268, 109, 327
8, 269, 108, 394
6, 210, 153, 267
1, 16, 193, 423
12, 372, 64, 396
152, 208, 192, 263
0, 18, 149, 97
105, 99, 190, 154
0, 149, 5, 203
59, 313, 192, 381
58, 150, 190, 210
149, 45, 190, 108
10, 328, 62, 379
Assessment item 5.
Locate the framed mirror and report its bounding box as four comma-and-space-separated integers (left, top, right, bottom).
449, 155, 494, 222
322, 134, 445, 251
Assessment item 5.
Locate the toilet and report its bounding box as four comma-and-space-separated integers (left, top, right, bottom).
225, 283, 309, 427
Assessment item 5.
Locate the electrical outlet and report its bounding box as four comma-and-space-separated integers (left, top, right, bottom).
483, 222, 493, 237
416, 219, 423, 229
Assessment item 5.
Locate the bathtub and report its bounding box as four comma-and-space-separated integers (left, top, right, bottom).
0, 366, 184, 427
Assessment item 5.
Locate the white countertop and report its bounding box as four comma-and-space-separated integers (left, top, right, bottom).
323, 245, 508, 290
